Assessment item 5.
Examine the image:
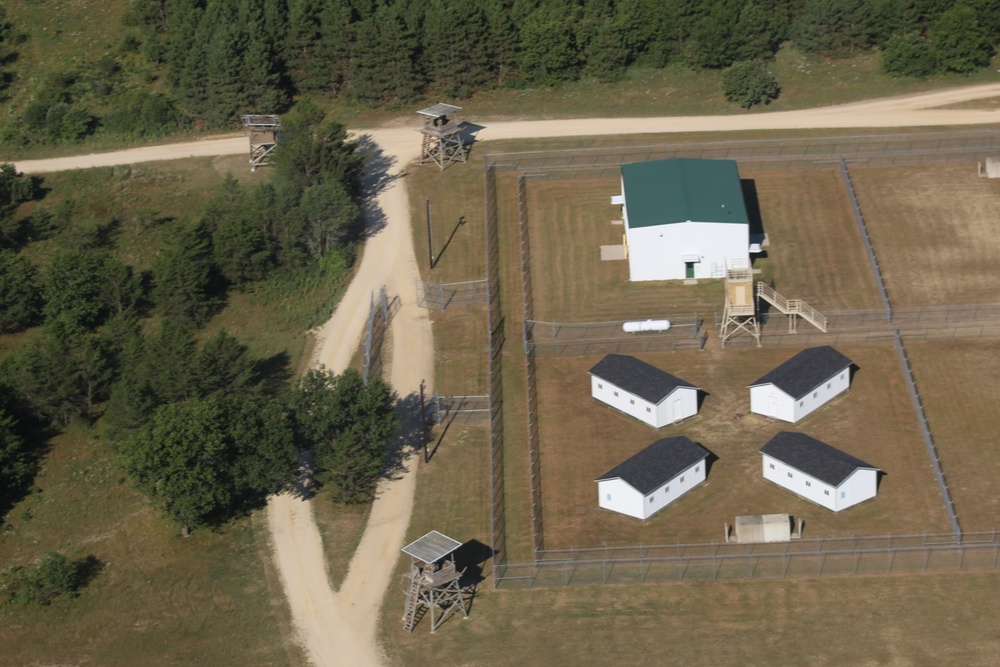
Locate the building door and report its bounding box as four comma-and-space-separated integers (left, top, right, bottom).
672, 398, 683, 423
768, 394, 778, 417
685, 262, 695, 279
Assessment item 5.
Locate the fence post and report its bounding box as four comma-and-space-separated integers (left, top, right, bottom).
420, 380, 428, 463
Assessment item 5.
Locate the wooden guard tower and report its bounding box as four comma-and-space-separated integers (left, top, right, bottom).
241, 115, 281, 171
720, 261, 761, 348
417, 103, 468, 170
401, 530, 470, 633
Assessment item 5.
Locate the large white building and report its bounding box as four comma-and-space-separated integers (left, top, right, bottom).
613, 158, 752, 281
589, 354, 699, 428
760, 432, 880, 512
596, 436, 710, 520
748, 346, 853, 423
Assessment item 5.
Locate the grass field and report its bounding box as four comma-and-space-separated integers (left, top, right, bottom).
534, 343, 950, 548
902, 339, 1000, 533
524, 167, 879, 323
850, 163, 1000, 307
0, 425, 307, 666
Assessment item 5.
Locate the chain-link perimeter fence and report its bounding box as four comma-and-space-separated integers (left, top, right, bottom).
483, 131, 1000, 588
416, 278, 488, 310
429, 395, 491, 426
493, 531, 1000, 589
484, 163, 509, 585
362, 287, 389, 384
526, 316, 706, 356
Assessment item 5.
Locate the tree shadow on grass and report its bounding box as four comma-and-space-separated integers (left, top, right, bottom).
253, 350, 293, 397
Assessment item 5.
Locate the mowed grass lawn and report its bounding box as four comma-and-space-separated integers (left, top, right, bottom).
525, 167, 879, 323
903, 339, 1000, 533
850, 163, 1000, 307
534, 343, 950, 548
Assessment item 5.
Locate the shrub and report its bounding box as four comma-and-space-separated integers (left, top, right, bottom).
881, 34, 937, 77
0, 552, 92, 606
722, 60, 780, 109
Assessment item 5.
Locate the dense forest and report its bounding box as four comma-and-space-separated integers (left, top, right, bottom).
4, 0, 1000, 145
0, 102, 397, 537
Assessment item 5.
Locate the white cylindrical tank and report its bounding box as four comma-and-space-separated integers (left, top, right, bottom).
622, 319, 671, 333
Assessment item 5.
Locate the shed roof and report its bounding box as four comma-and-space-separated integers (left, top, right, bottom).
401, 530, 462, 563
748, 346, 853, 400
417, 103, 461, 118
589, 354, 697, 404
760, 432, 878, 487
596, 436, 710, 496
620, 158, 749, 229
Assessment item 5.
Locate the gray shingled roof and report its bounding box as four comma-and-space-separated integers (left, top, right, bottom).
589, 354, 697, 404
760, 432, 878, 487
596, 436, 710, 495
748, 346, 852, 400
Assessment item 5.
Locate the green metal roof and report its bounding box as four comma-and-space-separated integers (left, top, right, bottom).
621, 158, 749, 229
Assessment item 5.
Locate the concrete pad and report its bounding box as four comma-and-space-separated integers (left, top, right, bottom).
600, 245, 626, 261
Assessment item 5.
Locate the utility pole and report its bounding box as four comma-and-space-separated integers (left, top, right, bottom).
419, 379, 429, 463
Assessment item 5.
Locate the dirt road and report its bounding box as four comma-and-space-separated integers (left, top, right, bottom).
11, 83, 1000, 667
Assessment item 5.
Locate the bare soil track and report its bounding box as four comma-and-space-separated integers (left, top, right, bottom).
11, 83, 1000, 667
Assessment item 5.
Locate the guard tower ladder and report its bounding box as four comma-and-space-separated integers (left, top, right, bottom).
402, 567, 423, 632
756, 283, 828, 333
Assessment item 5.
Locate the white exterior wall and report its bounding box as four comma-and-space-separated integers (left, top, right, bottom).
750, 367, 851, 423
762, 454, 878, 512
598, 460, 707, 520
762, 453, 838, 511
834, 468, 878, 511
591, 377, 697, 428
597, 478, 645, 519
653, 386, 698, 426
591, 376, 657, 427
749, 385, 795, 422
624, 221, 749, 282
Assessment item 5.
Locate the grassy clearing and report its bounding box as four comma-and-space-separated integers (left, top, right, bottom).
312, 497, 371, 590
903, 340, 1000, 533
849, 163, 1000, 307
0, 425, 306, 666
534, 343, 950, 548
524, 167, 878, 323
382, 568, 1000, 666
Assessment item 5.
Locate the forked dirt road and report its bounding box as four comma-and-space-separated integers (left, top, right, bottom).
12, 83, 1000, 667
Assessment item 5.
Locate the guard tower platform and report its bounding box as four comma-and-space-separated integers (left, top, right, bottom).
241, 115, 281, 171
401, 530, 470, 633
720, 261, 760, 348
417, 104, 468, 170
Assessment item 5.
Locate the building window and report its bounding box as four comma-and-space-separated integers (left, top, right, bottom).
840, 373, 845, 380
787, 472, 793, 478
841, 491, 846, 499
606, 493, 611, 501
813, 392, 818, 398
598, 383, 603, 389
680, 476, 685, 483
824, 490, 830, 496
799, 401, 804, 407
649, 495, 655, 503
646, 407, 651, 413
827, 383, 831, 389
630, 399, 635, 405
664, 486, 669, 493
806, 481, 811, 487
695, 466, 700, 473
614, 391, 619, 397
769, 463, 775, 469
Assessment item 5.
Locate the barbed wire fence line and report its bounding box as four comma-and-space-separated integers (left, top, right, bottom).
482, 131, 1000, 588
493, 531, 1000, 589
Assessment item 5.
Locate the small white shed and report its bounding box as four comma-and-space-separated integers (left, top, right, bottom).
589, 354, 699, 428
760, 432, 879, 512
614, 158, 751, 281
596, 436, 710, 520
748, 346, 852, 423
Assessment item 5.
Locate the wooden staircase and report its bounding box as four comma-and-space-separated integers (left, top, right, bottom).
402, 567, 423, 632
756, 283, 828, 333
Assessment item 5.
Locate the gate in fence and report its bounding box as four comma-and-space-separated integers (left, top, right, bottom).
416, 278, 488, 310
